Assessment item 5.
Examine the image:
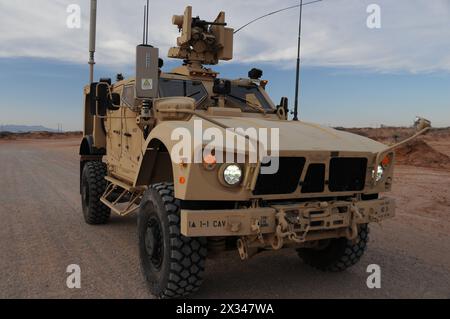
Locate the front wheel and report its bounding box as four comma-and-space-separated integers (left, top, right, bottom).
297, 224, 369, 272
137, 183, 207, 299
81, 161, 111, 225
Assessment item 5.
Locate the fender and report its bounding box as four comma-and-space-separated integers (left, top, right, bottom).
133, 97, 196, 191
133, 122, 183, 188
79, 135, 106, 156
132, 118, 254, 201
79, 135, 104, 193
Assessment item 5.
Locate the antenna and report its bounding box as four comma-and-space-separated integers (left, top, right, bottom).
146, 0, 150, 44
232, 0, 322, 121
142, 0, 150, 45
143, 5, 146, 44
293, 0, 303, 121
234, 0, 322, 34
136, 0, 159, 100
88, 0, 98, 83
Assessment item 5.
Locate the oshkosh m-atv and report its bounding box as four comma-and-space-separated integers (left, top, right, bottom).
79, 3, 431, 298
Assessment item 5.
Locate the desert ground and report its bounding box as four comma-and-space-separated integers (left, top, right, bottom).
0, 128, 449, 299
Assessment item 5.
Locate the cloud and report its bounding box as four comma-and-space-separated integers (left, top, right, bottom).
1, 0, 450, 73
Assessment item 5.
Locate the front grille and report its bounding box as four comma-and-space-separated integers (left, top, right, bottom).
252, 157, 368, 196
329, 158, 367, 192
253, 157, 306, 195
301, 164, 326, 193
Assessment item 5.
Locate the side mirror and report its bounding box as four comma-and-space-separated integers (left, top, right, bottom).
110, 93, 121, 111
276, 97, 288, 120
89, 82, 120, 116
279, 97, 288, 114
96, 82, 110, 116
89, 82, 98, 116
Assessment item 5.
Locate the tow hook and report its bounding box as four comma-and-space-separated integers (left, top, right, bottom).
237, 237, 260, 261
272, 211, 310, 248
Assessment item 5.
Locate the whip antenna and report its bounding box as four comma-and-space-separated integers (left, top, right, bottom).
234, 0, 322, 34
142, 4, 146, 44
146, 0, 150, 44
233, 0, 323, 121
293, 0, 304, 121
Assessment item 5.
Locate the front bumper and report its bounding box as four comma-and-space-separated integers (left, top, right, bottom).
181, 197, 395, 240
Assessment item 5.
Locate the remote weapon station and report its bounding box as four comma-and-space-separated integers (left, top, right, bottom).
80, 1, 431, 298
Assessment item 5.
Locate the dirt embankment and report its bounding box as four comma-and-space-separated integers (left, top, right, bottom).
0, 131, 82, 140
339, 127, 450, 169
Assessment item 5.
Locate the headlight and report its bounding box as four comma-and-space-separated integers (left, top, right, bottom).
373, 153, 393, 183
223, 164, 242, 186
374, 164, 384, 182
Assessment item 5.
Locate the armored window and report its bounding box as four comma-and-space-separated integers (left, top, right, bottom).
122, 85, 137, 107
159, 79, 207, 103
227, 85, 274, 112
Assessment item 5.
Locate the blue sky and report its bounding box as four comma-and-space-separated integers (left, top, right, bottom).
1, 0, 450, 131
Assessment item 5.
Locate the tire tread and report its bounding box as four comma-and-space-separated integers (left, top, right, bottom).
298, 224, 369, 272
81, 161, 110, 225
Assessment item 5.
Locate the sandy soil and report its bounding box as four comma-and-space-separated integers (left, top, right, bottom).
0, 137, 449, 299
340, 127, 450, 169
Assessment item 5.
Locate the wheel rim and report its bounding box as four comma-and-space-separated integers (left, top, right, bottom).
144, 216, 164, 270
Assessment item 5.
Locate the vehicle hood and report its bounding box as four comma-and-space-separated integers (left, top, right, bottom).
203, 117, 387, 153
156, 116, 388, 154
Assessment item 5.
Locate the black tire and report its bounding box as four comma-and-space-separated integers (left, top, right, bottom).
297, 224, 369, 272
138, 183, 207, 299
81, 161, 111, 225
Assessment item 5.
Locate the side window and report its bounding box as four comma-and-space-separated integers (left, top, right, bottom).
229, 85, 273, 111
122, 85, 136, 107
159, 79, 207, 103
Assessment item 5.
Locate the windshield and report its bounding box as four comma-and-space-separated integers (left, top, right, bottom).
227, 84, 274, 113
159, 79, 207, 103
158, 78, 274, 113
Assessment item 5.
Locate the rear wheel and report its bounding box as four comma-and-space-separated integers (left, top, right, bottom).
81, 161, 111, 225
138, 183, 207, 299
297, 224, 369, 272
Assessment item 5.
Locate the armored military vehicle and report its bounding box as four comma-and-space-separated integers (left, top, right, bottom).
79, 2, 430, 298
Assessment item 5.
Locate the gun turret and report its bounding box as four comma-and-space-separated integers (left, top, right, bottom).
168, 6, 234, 67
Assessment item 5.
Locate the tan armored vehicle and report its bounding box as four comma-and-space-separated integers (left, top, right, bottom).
79, 3, 430, 298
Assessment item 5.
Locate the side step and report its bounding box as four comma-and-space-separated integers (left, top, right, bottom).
100, 176, 146, 216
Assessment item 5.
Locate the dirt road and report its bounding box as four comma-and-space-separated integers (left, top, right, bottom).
0, 139, 449, 299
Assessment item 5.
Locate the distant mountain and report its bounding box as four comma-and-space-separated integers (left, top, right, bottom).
0, 125, 59, 133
